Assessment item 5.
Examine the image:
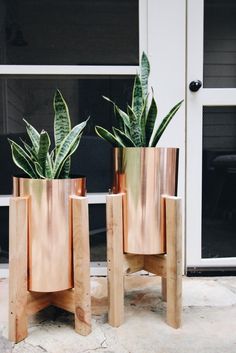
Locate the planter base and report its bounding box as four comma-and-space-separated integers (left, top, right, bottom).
106, 194, 182, 329
9, 196, 91, 343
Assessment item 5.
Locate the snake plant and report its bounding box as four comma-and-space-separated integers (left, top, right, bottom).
8, 89, 88, 179
95, 52, 183, 147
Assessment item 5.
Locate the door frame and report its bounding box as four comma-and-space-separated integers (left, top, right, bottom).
186, 0, 236, 268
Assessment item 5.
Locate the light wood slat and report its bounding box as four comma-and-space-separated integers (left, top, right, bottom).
72, 196, 91, 336
51, 290, 74, 314
123, 254, 144, 274
165, 196, 182, 329
144, 255, 167, 277
8, 197, 29, 343
27, 292, 52, 316
106, 194, 124, 327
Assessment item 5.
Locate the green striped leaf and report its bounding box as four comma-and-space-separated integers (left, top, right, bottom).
23, 119, 40, 152
140, 95, 149, 146
56, 136, 81, 178
146, 94, 158, 146
127, 106, 143, 147
53, 89, 71, 148
53, 120, 87, 178
34, 162, 46, 179
141, 52, 150, 99
150, 100, 183, 147
37, 130, 51, 176
132, 76, 143, 120
8, 139, 38, 178
95, 126, 124, 147
20, 138, 38, 161
112, 127, 135, 147
103, 96, 130, 128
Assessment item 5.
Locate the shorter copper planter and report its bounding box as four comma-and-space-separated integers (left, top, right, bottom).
13, 177, 86, 292
113, 147, 178, 254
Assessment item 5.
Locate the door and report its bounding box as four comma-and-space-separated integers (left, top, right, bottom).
187, 0, 236, 269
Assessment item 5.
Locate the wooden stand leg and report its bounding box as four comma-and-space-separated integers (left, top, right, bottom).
9, 197, 29, 343
106, 194, 124, 327
71, 196, 91, 336
161, 278, 167, 302
165, 196, 182, 328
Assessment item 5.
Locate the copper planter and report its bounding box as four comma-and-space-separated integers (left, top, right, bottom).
113, 147, 178, 254
13, 177, 86, 292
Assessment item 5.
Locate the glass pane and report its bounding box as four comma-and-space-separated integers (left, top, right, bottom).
0, 0, 139, 65
0, 76, 133, 194
204, 0, 236, 88
202, 106, 236, 258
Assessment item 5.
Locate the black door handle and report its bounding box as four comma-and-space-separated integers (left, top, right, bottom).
189, 80, 202, 92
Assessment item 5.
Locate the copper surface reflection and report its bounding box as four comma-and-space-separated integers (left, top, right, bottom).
13, 177, 86, 292
113, 148, 178, 254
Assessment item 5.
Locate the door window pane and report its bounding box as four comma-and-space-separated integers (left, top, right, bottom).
202, 106, 236, 258
0, 0, 139, 65
204, 0, 236, 88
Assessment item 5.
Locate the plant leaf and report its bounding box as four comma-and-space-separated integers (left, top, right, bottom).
23, 119, 40, 152
112, 127, 135, 147
53, 89, 71, 149
146, 94, 158, 145
8, 139, 38, 178
37, 130, 51, 175
140, 94, 149, 146
56, 136, 81, 178
103, 96, 130, 128
20, 138, 38, 161
141, 52, 150, 99
34, 162, 46, 179
127, 106, 143, 147
150, 100, 183, 147
95, 126, 124, 147
53, 120, 88, 178
132, 75, 143, 120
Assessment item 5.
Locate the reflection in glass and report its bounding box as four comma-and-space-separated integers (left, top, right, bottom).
0, 0, 139, 65
202, 106, 236, 258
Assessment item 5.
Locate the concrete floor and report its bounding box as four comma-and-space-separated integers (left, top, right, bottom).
1, 275, 236, 353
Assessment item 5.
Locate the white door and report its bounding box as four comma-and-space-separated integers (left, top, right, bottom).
187, 0, 236, 269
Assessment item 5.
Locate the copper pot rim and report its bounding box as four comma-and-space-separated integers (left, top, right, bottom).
114, 146, 179, 151
13, 174, 86, 182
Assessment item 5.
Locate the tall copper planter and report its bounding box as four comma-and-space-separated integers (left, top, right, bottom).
13, 177, 86, 292
113, 147, 178, 255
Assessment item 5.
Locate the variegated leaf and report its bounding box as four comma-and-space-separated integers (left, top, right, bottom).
53, 89, 71, 149
95, 126, 124, 147
141, 52, 150, 99
127, 106, 143, 147
146, 94, 158, 145
8, 139, 38, 178
132, 76, 143, 120
53, 120, 87, 178
151, 100, 183, 147
38, 130, 51, 175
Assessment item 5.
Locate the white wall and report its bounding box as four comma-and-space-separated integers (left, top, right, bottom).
147, 0, 186, 264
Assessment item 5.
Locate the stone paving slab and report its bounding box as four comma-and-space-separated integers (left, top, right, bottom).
1, 276, 236, 353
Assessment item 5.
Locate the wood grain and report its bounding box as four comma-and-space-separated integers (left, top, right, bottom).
165, 196, 182, 328
106, 194, 124, 327
8, 197, 28, 343
71, 196, 91, 336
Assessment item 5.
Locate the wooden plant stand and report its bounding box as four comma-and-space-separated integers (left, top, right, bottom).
9, 195, 91, 343
106, 194, 182, 329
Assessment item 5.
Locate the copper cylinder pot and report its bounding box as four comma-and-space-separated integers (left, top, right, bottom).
113, 147, 178, 255
13, 177, 86, 292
